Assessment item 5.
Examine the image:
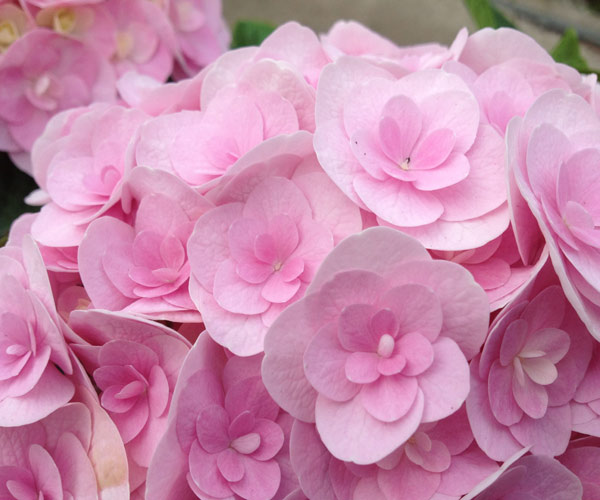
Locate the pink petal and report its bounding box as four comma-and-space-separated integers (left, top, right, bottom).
378, 284, 443, 342
397, 333, 435, 376
337, 303, 381, 352
345, 352, 381, 384
512, 367, 548, 419
304, 323, 360, 402
188, 440, 232, 498
379, 95, 422, 163
418, 338, 470, 423
230, 456, 281, 500
213, 260, 270, 315
315, 389, 424, 464
196, 405, 230, 453
488, 361, 523, 426
361, 374, 419, 422
509, 405, 572, 457
217, 448, 244, 482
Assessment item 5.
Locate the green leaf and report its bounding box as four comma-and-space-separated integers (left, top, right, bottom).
551, 28, 592, 73
230, 20, 276, 49
0, 153, 39, 244
463, 0, 517, 29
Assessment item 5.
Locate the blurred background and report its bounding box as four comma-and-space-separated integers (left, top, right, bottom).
223, 0, 600, 66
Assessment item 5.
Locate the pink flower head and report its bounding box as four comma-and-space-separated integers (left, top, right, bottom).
508, 90, 600, 340
262, 227, 489, 464
79, 167, 213, 321
459, 28, 596, 135
31, 103, 149, 252
0, 236, 75, 425
168, 0, 229, 77
34, 2, 117, 58
69, 309, 190, 492
290, 406, 497, 500
432, 227, 548, 311
322, 21, 467, 74
166, 84, 300, 188
105, 0, 176, 81
0, 386, 129, 499
0, 29, 115, 166
146, 333, 298, 500
188, 132, 362, 355
467, 262, 594, 461
314, 57, 509, 250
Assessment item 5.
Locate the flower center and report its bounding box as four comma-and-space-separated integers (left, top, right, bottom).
230, 432, 261, 455
399, 157, 411, 171
377, 334, 395, 358
116, 31, 134, 59
0, 20, 18, 51
53, 8, 76, 34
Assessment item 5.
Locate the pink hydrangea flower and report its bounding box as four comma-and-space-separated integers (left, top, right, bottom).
30, 103, 149, 253
262, 227, 489, 464
290, 406, 497, 500
146, 333, 299, 500
188, 132, 362, 355
322, 21, 467, 74
432, 227, 548, 311
459, 28, 597, 136
0, 385, 129, 498
105, 0, 176, 81
34, 2, 117, 58
467, 262, 594, 461
78, 167, 212, 321
167, 0, 230, 77
69, 309, 190, 494
0, 236, 75, 425
314, 57, 509, 250
0, 29, 115, 171
508, 90, 600, 340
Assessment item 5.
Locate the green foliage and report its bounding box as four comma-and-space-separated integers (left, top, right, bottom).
230, 20, 276, 49
551, 28, 593, 74
0, 154, 39, 244
463, 0, 517, 29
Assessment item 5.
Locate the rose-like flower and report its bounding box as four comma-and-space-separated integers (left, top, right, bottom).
290, 406, 497, 500
146, 333, 299, 500
0, 29, 115, 171
79, 167, 212, 321
0, 386, 129, 499
262, 227, 489, 464
314, 57, 508, 250
0, 236, 74, 425
31, 104, 149, 253
467, 263, 593, 460
105, 0, 176, 81
188, 132, 361, 355
508, 90, 600, 341
69, 309, 190, 494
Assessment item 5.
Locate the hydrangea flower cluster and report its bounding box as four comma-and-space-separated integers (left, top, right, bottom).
2, 19, 600, 499
0, 0, 229, 173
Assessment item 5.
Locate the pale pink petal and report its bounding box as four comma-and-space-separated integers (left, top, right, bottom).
360, 374, 419, 422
